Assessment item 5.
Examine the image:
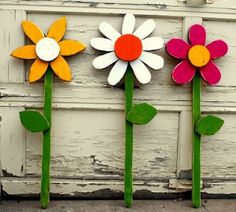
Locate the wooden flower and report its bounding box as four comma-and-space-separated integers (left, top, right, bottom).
11, 16, 86, 82
90, 13, 164, 85
166, 24, 228, 85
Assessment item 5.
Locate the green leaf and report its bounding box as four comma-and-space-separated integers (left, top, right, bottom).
195, 115, 224, 136
126, 103, 158, 125
19, 111, 50, 133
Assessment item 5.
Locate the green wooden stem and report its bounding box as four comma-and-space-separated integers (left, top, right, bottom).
192, 72, 201, 208
40, 67, 53, 209
124, 66, 134, 208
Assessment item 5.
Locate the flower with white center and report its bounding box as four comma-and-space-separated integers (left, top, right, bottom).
90, 13, 164, 85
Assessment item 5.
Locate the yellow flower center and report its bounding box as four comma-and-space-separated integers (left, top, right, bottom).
188, 45, 210, 67
36, 37, 60, 62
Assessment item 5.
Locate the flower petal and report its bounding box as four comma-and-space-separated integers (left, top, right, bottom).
130, 59, 151, 84
206, 40, 228, 59
99, 22, 121, 41
22, 21, 44, 44
59, 40, 86, 56
172, 60, 196, 84
50, 55, 72, 81
11, 45, 37, 59
166, 38, 190, 59
122, 13, 135, 35
188, 24, 206, 46
140, 51, 164, 70
90, 38, 114, 51
29, 59, 49, 83
47, 16, 66, 42
108, 60, 128, 85
133, 19, 155, 40
200, 61, 221, 85
92, 52, 118, 69
142, 37, 164, 51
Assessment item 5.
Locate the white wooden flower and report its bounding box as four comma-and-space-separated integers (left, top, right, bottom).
90, 13, 164, 85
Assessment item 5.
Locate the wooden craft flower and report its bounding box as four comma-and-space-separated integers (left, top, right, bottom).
166, 24, 228, 85
166, 24, 228, 208
10, 16, 86, 209
90, 13, 164, 85
11, 16, 85, 82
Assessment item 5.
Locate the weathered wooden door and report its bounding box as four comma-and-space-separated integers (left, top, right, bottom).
1, 0, 236, 198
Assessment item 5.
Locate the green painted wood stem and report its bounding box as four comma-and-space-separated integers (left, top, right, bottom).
40, 67, 53, 209
192, 72, 201, 208
124, 66, 134, 208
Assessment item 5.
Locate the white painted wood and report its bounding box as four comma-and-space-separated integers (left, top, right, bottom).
107, 60, 128, 85
140, 52, 164, 70
0, 2, 236, 197
133, 19, 155, 40
99, 22, 120, 41
0, 107, 25, 176
142, 37, 164, 51
122, 13, 135, 35
130, 59, 151, 84
90, 38, 114, 52
35, 38, 60, 62
0, 10, 26, 82
25, 110, 178, 178
2, 178, 236, 197
92, 52, 118, 69
1, 178, 180, 197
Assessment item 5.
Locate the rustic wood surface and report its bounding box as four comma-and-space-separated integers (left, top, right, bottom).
1, 0, 236, 198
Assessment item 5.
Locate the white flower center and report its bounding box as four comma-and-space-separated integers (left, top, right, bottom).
36, 37, 60, 61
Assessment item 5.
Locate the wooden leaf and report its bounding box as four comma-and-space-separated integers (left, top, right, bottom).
19, 111, 50, 132
195, 115, 224, 136
126, 103, 158, 125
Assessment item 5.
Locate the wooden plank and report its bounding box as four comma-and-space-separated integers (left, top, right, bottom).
202, 113, 236, 179
203, 20, 236, 87
0, 10, 26, 82
1, 178, 179, 197
0, 107, 25, 177
25, 110, 178, 179
2, 83, 236, 109
2, 178, 236, 197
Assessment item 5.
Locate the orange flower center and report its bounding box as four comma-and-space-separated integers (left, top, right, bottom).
36, 37, 60, 62
188, 45, 210, 67
114, 34, 142, 62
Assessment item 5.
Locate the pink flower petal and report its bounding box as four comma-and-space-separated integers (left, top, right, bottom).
200, 61, 221, 85
206, 40, 228, 59
166, 38, 190, 59
172, 60, 196, 85
189, 24, 206, 46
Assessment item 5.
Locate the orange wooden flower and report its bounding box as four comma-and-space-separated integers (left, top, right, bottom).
11, 16, 86, 82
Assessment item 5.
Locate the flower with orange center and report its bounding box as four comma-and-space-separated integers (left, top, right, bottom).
11, 16, 86, 82
90, 13, 164, 85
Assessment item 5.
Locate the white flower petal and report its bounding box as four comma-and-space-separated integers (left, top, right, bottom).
122, 13, 135, 35
142, 37, 164, 51
140, 51, 164, 70
99, 22, 121, 41
108, 60, 128, 85
92, 52, 118, 69
90, 38, 114, 51
133, 19, 155, 40
130, 59, 151, 84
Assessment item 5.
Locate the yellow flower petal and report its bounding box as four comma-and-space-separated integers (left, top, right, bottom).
50, 55, 71, 81
47, 16, 66, 42
22, 21, 44, 44
59, 40, 86, 56
11, 45, 37, 59
29, 59, 49, 83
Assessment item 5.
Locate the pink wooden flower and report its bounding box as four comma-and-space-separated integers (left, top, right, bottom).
166, 24, 228, 85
